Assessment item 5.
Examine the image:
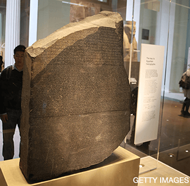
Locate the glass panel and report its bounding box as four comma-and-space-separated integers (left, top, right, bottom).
123, 0, 171, 174
35, 0, 190, 177
158, 0, 190, 176
169, 0, 189, 94
1, 0, 190, 177
37, 0, 128, 40
0, 0, 30, 161
37, 0, 71, 40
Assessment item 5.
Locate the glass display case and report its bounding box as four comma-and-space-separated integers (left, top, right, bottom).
1, 0, 190, 178
126, 0, 190, 176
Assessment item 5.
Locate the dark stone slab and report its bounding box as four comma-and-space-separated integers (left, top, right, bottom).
20, 11, 131, 183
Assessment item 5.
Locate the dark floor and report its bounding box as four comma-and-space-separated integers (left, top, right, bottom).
121, 98, 190, 176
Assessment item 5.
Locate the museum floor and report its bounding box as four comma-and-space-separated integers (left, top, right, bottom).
0, 98, 190, 178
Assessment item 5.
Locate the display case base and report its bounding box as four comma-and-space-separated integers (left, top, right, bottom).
0, 146, 140, 186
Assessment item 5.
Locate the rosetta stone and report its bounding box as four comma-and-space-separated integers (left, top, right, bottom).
19, 11, 131, 183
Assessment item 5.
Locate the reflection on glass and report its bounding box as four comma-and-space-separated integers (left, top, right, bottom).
98, 0, 107, 2
123, 21, 138, 62
37, 0, 70, 40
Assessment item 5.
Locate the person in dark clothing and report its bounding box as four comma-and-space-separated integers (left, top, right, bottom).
0, 45, 26, 160
127, 87, 150, 153
179, 68, 190, 117
0, 56, 4, 72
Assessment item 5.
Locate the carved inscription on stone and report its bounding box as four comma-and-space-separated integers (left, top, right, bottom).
20, 11, 130, 183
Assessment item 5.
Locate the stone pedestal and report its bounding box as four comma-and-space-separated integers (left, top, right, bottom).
0, 147, 140, 186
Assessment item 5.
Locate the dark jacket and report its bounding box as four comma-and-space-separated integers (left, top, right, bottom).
0, 65, 23, 114
131, 87, 138, 116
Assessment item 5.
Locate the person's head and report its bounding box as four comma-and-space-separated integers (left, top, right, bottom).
13, 45, 26, 71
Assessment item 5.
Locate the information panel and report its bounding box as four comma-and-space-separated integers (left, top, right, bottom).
134, 44, 165, 144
